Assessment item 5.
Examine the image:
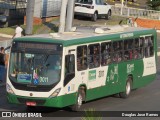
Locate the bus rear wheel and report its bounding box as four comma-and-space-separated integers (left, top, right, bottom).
119, 78, 132, 98
71, 89, 85, 111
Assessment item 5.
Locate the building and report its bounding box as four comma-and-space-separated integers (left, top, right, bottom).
0, 0, 61, 27
0, 0, 27, 27
24, 0, 61, 25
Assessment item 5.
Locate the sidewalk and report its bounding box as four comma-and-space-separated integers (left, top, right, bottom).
0, 33, 12, 39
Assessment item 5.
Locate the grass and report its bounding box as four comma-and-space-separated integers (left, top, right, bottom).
81, 108, 102, 120
0, 27, 15, 35
0, 24, 45, 35
0, 15, 128, 35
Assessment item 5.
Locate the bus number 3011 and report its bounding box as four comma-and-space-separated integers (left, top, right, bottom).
99, 71, 104, 78
39, 77, 49, 83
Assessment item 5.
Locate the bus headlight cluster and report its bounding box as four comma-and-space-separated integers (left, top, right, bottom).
49, 88, 61, 98
6, 83, 15, 94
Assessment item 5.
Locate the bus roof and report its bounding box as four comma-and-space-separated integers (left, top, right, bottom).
14, 26, 156, 47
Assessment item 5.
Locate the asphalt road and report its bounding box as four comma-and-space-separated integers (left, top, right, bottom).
0, 30, 160, 120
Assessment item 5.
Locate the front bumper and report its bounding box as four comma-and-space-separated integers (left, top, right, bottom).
7, 93, 76, 108
75, 12, 93, 18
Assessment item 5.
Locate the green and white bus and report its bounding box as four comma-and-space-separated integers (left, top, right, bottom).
7, 26, 157, 111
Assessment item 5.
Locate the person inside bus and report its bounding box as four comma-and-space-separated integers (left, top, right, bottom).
134, 49, 138, 59
89, 46, 99, 68
148, 37, 153, 46
135, 40, 139, 48
114, 42, 120, 51
124, 51, 129, 60
129, 50, 133, 59
117, 52, 122, 62
102, 45, 109, 65
113, 53, 117, 62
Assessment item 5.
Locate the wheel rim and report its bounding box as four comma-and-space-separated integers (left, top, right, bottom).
126, 81, 131, 95
77, 94, 83, 108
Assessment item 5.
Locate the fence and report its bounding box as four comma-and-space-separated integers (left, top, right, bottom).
112, 6, 160, 20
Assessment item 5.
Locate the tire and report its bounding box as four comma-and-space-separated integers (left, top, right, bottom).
91, 12, 98, 22
106, 10, 111, 20
119, 78, 132, 98
71, 89, 85, 111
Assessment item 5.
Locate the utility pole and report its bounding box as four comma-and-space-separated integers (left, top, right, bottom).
25, 0, 35, 35
59, 0, 68, 33
65, 0, 75, 32
121, 0, 124, 15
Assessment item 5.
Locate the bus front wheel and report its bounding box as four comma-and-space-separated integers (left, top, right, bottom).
71, 89, 85, 111
119, 78, 132, 98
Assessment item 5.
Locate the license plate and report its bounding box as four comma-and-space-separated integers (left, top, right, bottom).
26, 102, 36, 106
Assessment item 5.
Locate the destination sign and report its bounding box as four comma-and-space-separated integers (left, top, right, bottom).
12, 42, 62, 52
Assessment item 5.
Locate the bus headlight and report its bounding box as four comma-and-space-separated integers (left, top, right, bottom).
49, 88, 61, 98
6, 83, 15, 94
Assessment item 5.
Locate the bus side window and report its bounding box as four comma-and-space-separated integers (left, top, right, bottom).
124, 39, 134, 60
77, 45, 87, 71
113, 41, 123, 62
88, 44, 100, 69
101, 42, 112, 66
64, 54, 75, 87
144, 36, 154, 58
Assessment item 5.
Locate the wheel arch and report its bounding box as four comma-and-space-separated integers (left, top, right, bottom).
95, 10, 98, 14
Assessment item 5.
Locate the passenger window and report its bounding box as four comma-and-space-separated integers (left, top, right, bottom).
134, 38, 144, 59
88, 44, 100, 69
77, 46, 88, 71
124, 39, 134, 60
113, 41, 123, 63
144, 36, 154, 57
113, 41, 123, 51
101, 42, 112, 66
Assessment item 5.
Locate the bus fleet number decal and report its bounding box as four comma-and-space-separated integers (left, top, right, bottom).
39, 77, 49, 83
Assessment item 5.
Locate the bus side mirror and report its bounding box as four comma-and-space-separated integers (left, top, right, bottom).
64, 73, 75, 87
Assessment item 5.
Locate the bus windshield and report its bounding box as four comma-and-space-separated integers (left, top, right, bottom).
9, 42, 63, 87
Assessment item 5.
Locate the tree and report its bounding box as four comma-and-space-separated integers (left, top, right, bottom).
146, 0, 160, 10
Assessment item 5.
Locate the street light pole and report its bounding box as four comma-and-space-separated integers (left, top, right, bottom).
121, 0, 124, 15
59, 0, 68, 33
65, 0, 75, 32
25, 0, 35, 35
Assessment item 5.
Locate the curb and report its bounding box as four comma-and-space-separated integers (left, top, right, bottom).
0, 33, 12, 38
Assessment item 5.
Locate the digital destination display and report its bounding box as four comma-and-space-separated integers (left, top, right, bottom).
12, 42, 62, 52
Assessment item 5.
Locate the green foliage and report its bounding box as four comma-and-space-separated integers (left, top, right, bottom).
81, 108, 102, 120
0, 27, 15, 35
146, 0, 160, 10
